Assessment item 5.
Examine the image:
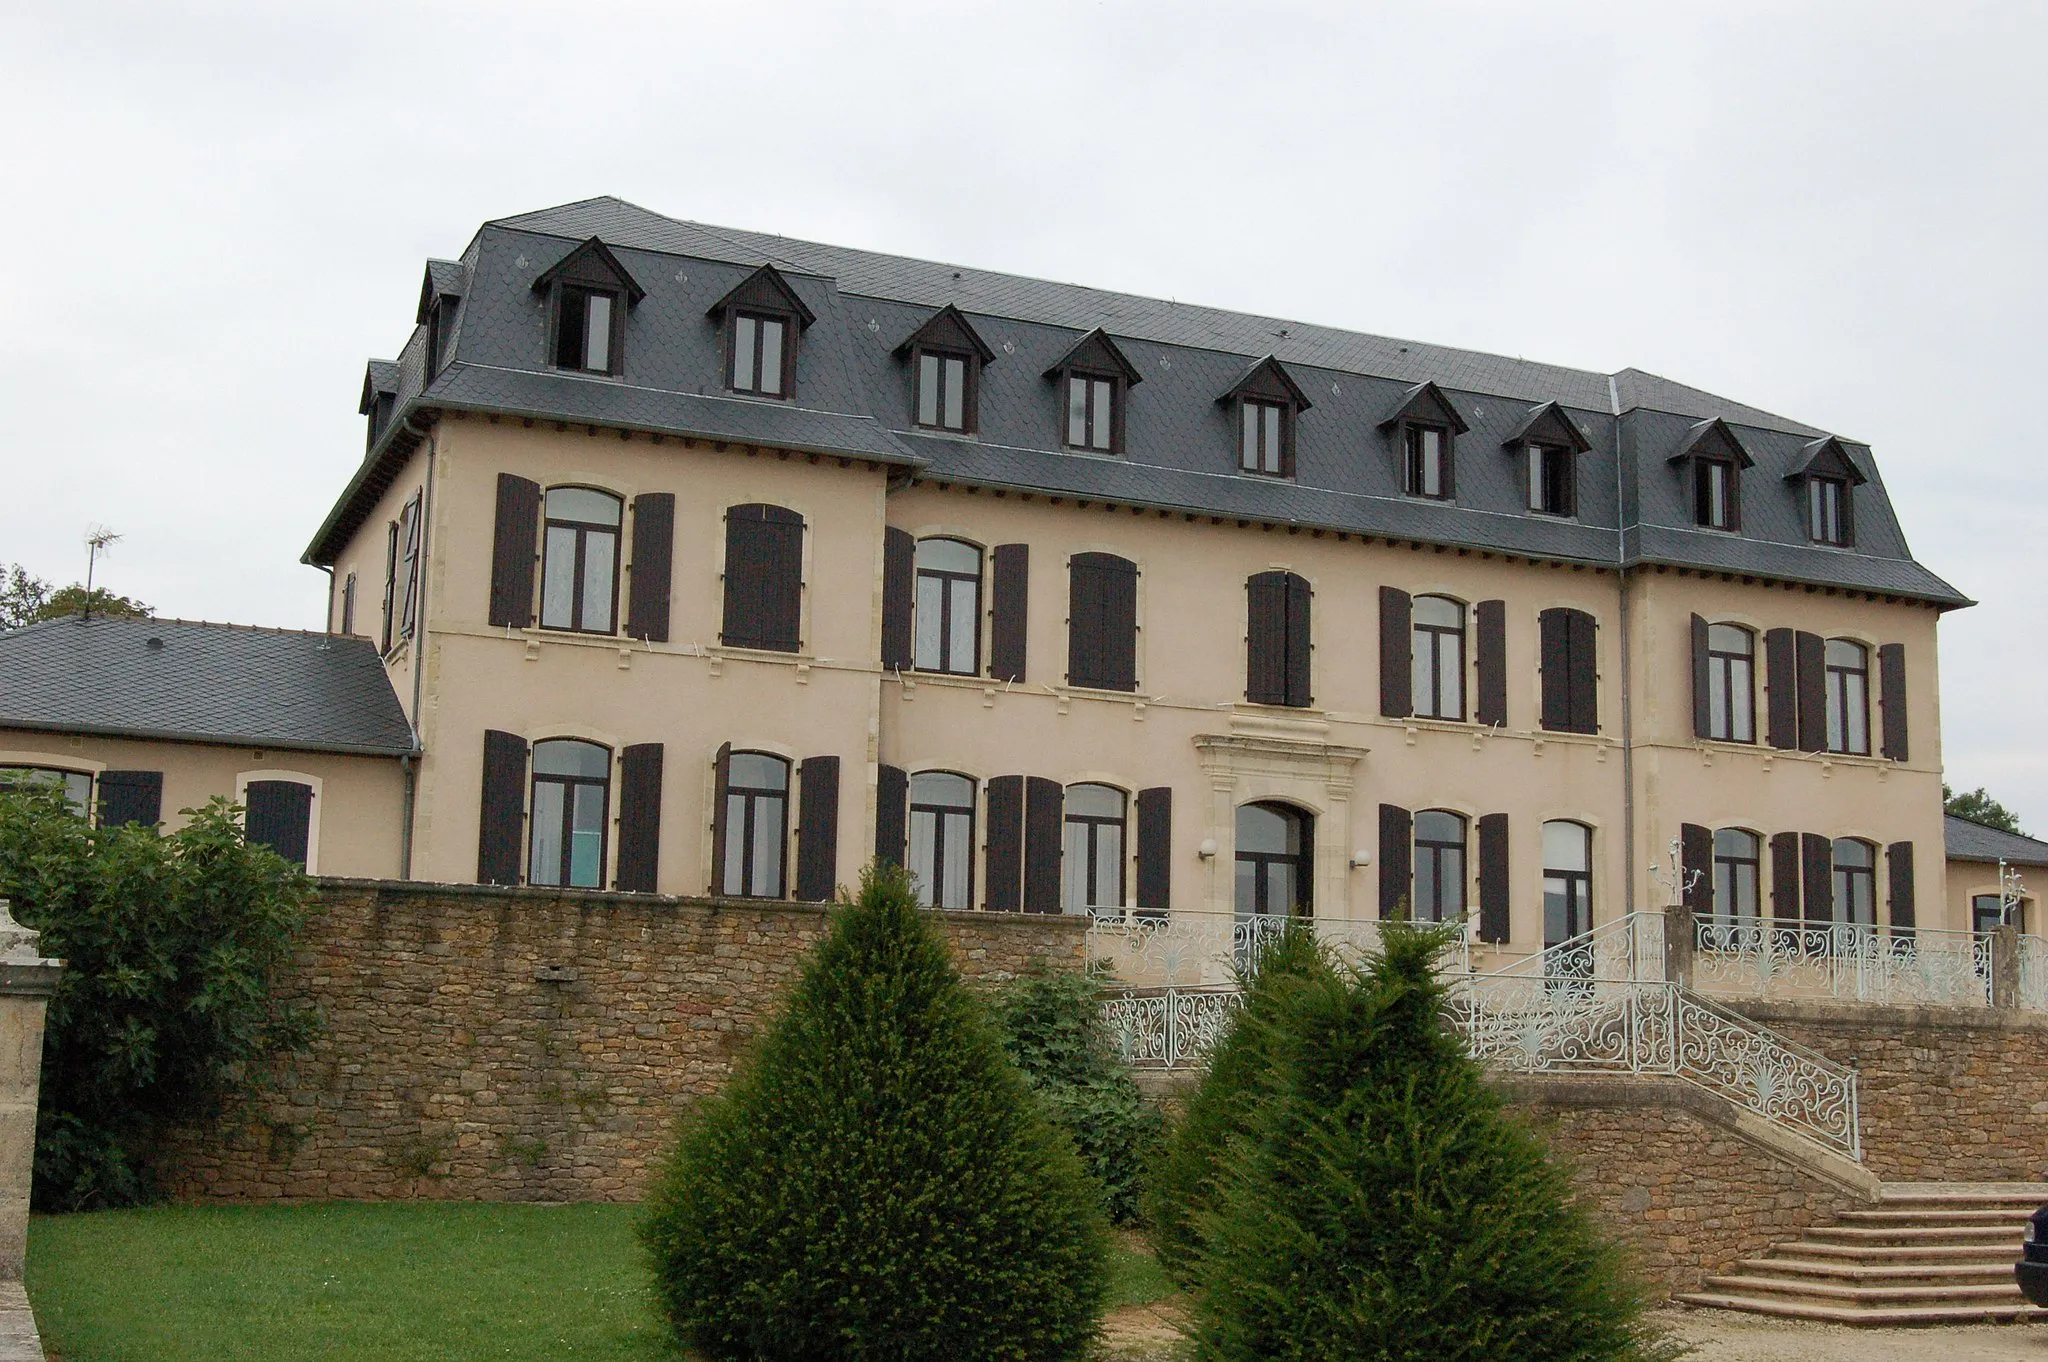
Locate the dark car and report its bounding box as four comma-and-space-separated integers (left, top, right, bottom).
2019, 1206, 2048, 1308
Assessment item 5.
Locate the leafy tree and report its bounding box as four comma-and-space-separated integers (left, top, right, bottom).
1187, 923, 1678, 1362
0, 564, 50, 631
1946, 784, 2027, 837
992, 968, 1161, 1224
35, 584, 152, 622
641, 863, 1109, 1361
0, 787, 318, 1210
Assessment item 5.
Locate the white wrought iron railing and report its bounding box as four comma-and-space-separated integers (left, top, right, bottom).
1083, 909, 1462, 989
1692, 919, 1993, 1008
1100, 986, 1242, 1068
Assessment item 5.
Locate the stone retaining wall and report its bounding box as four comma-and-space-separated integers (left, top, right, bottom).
162, 879, 1087, 1202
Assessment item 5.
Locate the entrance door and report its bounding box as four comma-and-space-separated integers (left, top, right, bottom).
1235, 802, 1313, 919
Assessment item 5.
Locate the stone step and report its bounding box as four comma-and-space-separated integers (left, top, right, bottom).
1699, 1273, 2026, 1306
1674, 1291, 2048, 1326
1779, 1239, 2015, 1262
1879, 1182, 2048, 1204
1804, 1223, 2019, 1246
1740, 1256, 2015, 1285
1838, 1207, 2036, 1226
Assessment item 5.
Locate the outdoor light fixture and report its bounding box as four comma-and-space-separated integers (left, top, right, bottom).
1197, 838, 1218, 859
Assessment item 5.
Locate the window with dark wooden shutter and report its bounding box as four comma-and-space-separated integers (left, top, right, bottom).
1024, 777, 1064, 914
1284, 573, 1311, 708
1764, 628, 1798, 749
615, 743, 663, 893
984, 776, 1024, 912
881, 527, 914, 669
1878, 643, 1909, 761
245, 780, 314, 868
1068, 552, 1137, 691
1135, 786, 1171, 915
794, 755, 840, 902
1801, 832, 1833, 923
96, 770, 163, 829
875, 763, 908, 868
1477, 812, 1509, 943
1887, 840, 1915, 935
709, 743, 732, 891
624, 493, 674, 643
381, 519, 399, 653
1680, 823, 1713, 917
489, 474, 541, 629
721, 504, 804, 652
478, 730, 528, 885
1475, 599, 1506, 727
990, 544, 1029, 682
1246, 573, 1287, 705
1567, 609, 1598, 733
1690, 615, 1712, 740
1379, 586, 1412, 718
1536, 608, 1598, 734
1794, 631, 1827, 752
1379, 804, 1412, 919
1769, 831, 1801, 921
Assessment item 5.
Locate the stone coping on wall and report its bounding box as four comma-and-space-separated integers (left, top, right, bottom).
1727, 995, 2048, 1035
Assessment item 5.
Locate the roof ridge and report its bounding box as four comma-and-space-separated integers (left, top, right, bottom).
1946, 810, 2045, 841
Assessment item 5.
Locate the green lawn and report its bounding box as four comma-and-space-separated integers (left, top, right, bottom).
27, 1203, 1175, 1362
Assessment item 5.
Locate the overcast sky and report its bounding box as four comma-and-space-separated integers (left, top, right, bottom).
3, 1, 2043, 827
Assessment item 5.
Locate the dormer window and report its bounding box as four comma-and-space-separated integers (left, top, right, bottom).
709, 263, 817, 402
554, 287, 619, 374
1505, 400, 1591, 520
1696, 458, 1736, 530
417, 259, 468, 379
359, 360, 399, 453
1669, 418, 1753, 533
1222, 355, 1310, 479
1046, 328, 1141, 456
1379, 381, 1468, 501
730, 312, 789, 395
1528, 444, 1574, 516
532, 237, 644, 379
1406, 426, 1449, 497
897, 305, 994, 434
1788, 435, 1865, 548
918, 352, 970, 430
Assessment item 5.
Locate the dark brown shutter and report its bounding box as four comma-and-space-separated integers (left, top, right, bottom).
96, 770, 162, 829
989, 544, 1029, 682
1379, 586, 1412, 718
381, 519, 399, 653
1567, 609, 1599, 733
1690, 614, 1713, 740
626, 493, 674, 642
984, 775, 1024, 912
488, 474, 541, 629
1246, 572, 1288, 705
1794, 631, 1827, 752
1067, 555, 1103, 687
875, 763, 908, 868
1801, 832, 1833, 924
795, 755, 840, 902
1539, 608, 1571, 731
1135, 786, 1171, 913
1477, 812, 1509, 944
1886, 841, 1916, 936
1100, 556, 1138, 692
1878, 643, 1909, 761
1024, 777, 1064, 913
244, 781, 314, 867
615, 743, 664, 893
1069, 553, 1136, 691
709, 743, 733, 894
1284, 572, 1312, 707
478, 730, 527, 885
1769, 831, 1802, 921
1765, 628, 1799, 750
1475, 599, 1507, 728
881, 527, 914, 669
1680, 823, 1713, 916
722, 504, 804, 652
1378, 804, 1412, 919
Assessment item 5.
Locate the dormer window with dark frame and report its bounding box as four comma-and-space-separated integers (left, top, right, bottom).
730, 312, 789, 396
1696, 459, 1736, 530
417, 259, 467, 379
1046, 328, 1141, 456
1668, 417, 1753, 533
532, 237, 644, 379
1528, 444, 1573, 516
554, 287, 620, 374
1379, 381, 1469, 501
1222, 355, 1311, 480
709, 263, 817, 402
359, 360, 399, 454
895, 304, 995, 434
1788, 435, 1866, 548
1505, 400, 1592, 520
1406, 426, 1449, 497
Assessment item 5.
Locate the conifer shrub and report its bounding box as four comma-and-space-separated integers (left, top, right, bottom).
992, 968, 1161, 1223
1187, 922, 1680, 1362
640, 863, 1110, 1362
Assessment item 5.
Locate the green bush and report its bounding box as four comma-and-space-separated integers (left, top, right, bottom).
0, 788, 318, 1211
641, 863, 1109, 1361
1146, 921, 1331, 1285
1188, 922, 1680, 1362
991, 968, 1161, 1224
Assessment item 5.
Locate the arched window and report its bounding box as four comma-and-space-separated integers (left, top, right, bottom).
1712, 828, 1761, 926
914, 539, 982, 675
1825, 640, 1870, 755
1236, 802, 1312, 919
720, 752, 790, 899
0, 766, 92, 815
1062, 783, 1127, 912
1412, 810, 1467, 924
539, 487, 623, 634
1541, 820, 1593, 948
908, 772, 976, 910
530, 739, 611, 888
1831, 838, 1876, 928
1706, 624, 1756, 743
1412, 596, 1465, 721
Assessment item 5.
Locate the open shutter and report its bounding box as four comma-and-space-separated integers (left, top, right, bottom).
1765, 628, 1799, 750
1101, 558, 1138, 692
1567, 609, 1599, 733
1284, 573, 1312, 707
795, 755, 840, 902
1680, 823, 1713, 916
245, 781, 314, 867
1379, 586, 1412, 717
96, 770, 163, 829
1135, 786, 1171, 914
1067, 555, 1103, 688
1794, 631, 1827, 752
488, 474, 541, 629
1878, 643, 1909, 761
984, 775, 1025, 912
875, 763, 908, 868
1477, 812, 1510, 944
989, 544, 1029, 682
478, 730, 527, 885
1801, 832, 1834, 924
881, 527, 914, 669
709, 744, 733, 894
1475, 599, 1507, 728
1024, 777, 1064, 913
1769, 832, 1802, 921
626, 493, 674, 642
1690, 614, 1712, 740
722, 505, 804, 652
1886, 841, 1916, 936
1245, 573, 1287, 705
615, 743, 664, 893
1378, 804, 1412, 920
1538, 608, 1571, 731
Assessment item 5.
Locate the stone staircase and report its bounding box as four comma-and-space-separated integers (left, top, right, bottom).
1678, 1184, 2048, 1325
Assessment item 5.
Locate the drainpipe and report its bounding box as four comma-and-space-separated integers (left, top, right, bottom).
398, 412, 438, 881
317, 564, 335, 633
1611, 376, 1637, 917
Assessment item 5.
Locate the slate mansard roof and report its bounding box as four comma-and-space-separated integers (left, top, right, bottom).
0, 616, 416, 757
1944, 814, 2048, 869
308, 196, 1967, 608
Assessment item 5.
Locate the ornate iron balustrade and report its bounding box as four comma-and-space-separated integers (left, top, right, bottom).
1100, 986, 1242, 1068
1692, 919, 1993, 1007
1484, 912, 1667, 985
1083, 910, 1455, 989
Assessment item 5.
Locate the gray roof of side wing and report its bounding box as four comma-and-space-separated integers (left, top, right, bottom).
1945, 814, 2048, 867
0, 616, 415, 757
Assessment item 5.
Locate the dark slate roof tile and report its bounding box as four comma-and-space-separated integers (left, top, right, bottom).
1945, 814, 2048, 867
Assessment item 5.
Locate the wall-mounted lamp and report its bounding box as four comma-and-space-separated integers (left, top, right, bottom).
1197, 838, 1219, 860
1350, 850, 1372, 868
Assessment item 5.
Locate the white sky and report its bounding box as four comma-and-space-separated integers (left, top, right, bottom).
2, 1, 2043, 827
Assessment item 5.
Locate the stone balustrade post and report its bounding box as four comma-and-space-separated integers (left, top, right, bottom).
0, 902, 61, 1279
1992, 923, 2021, 1011
1663, 901, 1694, 990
